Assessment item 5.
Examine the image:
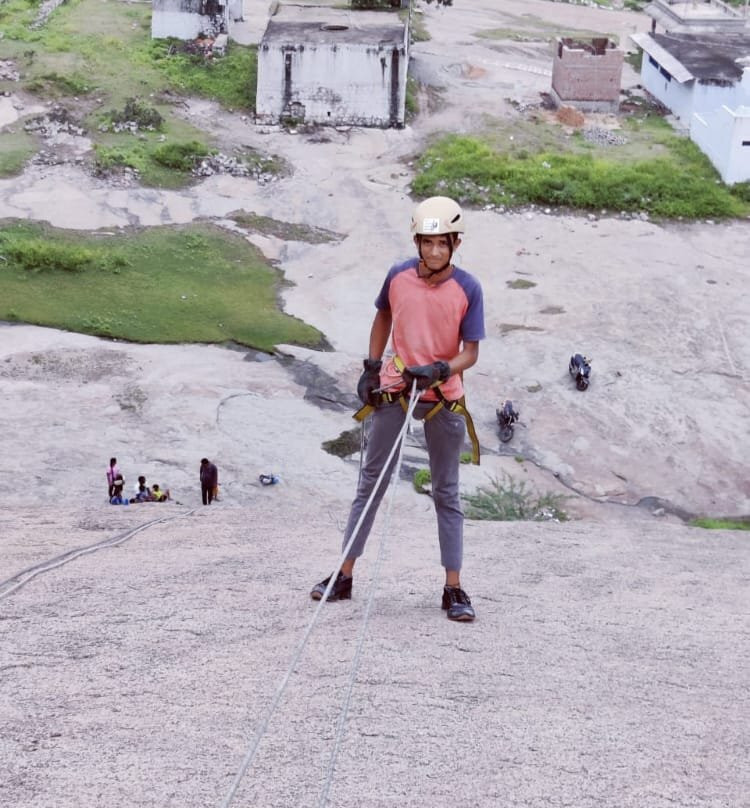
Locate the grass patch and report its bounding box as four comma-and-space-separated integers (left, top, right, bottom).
92, 134, 215, 188
405, 75, 419, 121
0, 129, 36, 176
690, 517, 750, 531
412, 131, 750, 219
1, 0, 257, 182
462, 473, 568, 522
322, 428, 362, 458
413, 468, 432, 495
475, 11, 617, 44
26, 71, 94, 97
147, 38, 257, 111
0, 220, 324, 350
229, 211, 341, 243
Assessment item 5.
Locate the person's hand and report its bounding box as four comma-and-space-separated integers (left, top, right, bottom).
402, 361, 450, 390
357, 358, 382, 405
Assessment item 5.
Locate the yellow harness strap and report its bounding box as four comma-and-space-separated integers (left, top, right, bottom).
353, 356, 480, 464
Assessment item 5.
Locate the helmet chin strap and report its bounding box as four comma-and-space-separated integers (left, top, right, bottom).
417, 235, 455, 276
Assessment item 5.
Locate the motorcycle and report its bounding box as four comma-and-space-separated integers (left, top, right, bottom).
496, 399, 520, 443
569, 353, 591, 391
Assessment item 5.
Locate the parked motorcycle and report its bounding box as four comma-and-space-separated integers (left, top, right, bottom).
496, 399, 520, 443
569, 353, 591, 391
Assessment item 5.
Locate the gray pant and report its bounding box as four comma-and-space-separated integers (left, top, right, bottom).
343, 401, 466, 571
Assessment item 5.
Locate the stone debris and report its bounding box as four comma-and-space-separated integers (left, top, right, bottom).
30, 0, 67, 29
24, 108, 86, 139
98, 120, 159, 135
582, 127, 628, 146
192, 153, 278, 184
0, 60, 20, 82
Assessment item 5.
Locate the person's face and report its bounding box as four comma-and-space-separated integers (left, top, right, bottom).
416, 234, 460, 272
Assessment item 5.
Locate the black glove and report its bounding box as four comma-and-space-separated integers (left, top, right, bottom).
357, 358, 382, 405
402, 361, 450, 390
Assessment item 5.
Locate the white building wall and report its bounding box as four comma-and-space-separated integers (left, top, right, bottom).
692, 106, 750, 184
640, 54, 695, 120
257, 41, 407, 127
152, 11, 205, 39
151, 2, 230, 40
641, 55, 748, 122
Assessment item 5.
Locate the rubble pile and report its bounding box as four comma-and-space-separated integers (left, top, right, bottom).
24, 108, 86, 139
582, 127, 628, 146
193, 153, 278, 184
0, 61, 20, 82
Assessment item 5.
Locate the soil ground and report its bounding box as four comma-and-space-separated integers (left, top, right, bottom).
1, 1, 749, 806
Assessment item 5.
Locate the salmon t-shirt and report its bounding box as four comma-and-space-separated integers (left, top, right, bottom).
375, 258, 485, 401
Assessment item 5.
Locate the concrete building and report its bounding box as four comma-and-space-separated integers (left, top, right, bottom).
151, 0, 231, 40
550, 37, 625, 112
644, 0, 748, 33
256, 5, 409, 128
631, 31, 750, 183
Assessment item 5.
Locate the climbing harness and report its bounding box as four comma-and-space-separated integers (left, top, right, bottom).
353, 355, 481, 464
220, 384, 422, 808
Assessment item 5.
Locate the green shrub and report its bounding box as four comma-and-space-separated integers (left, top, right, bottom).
0, 238, 96, 273
93, 145, 140, 173
730, 181, 750, 204
109, 98, 164, 130
152, 140, 211, 171
462, 473, 568, 522
690, 517, 750, 531
413, 468, 432, 494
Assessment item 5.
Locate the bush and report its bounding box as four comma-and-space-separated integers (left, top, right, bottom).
413, 468, 432, 494
0, 238, 96, 273
462, 473, 568, 522
109, 98, 164, 130
152, 140, 211, 171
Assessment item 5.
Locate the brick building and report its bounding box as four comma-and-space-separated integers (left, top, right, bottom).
550, 37, 625, 113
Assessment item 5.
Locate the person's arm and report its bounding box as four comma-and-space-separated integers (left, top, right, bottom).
367, 308, 392, 361
447, 340, 479, 377
402, 341, 480, 389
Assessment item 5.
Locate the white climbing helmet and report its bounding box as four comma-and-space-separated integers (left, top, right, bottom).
410, 196, 465, 236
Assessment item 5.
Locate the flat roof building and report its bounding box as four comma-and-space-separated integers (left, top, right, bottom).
256, 6, 409, 128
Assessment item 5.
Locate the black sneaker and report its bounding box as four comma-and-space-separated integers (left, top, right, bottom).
442, 586, 476, 621
310, 572, 353, 602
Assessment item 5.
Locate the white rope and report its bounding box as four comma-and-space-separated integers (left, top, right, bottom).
220, 382, 421, 808
317, 388, 420, 807
0, 509, 198, 602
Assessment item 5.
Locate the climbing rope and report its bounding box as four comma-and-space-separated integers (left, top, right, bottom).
220, 383, 422, 808
317, 386, 419, 807
0, 509, 198, 602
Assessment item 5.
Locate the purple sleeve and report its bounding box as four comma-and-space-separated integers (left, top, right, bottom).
374, 275, 391, 310
374, 258, 418, 310
456, 270, 485, 342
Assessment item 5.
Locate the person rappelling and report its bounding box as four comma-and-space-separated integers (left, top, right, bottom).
310, 196, 485, 621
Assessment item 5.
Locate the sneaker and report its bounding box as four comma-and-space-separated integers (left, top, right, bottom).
310, 572, 352, 602
442, 586, 476, 621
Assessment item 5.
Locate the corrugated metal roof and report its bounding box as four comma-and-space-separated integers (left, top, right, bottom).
630, 32, 694, 82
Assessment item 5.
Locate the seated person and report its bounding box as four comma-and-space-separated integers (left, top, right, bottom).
133, 475, 153, 502
151, 483, 171, 502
